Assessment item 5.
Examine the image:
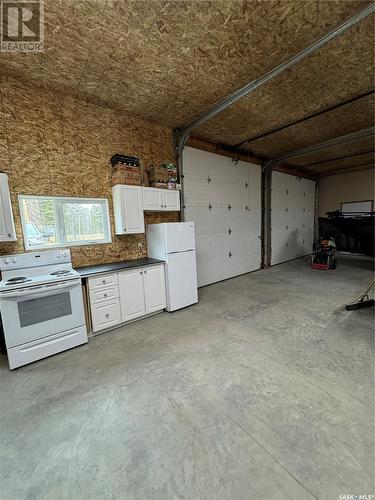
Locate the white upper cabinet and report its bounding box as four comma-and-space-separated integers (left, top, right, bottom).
143, 264, 166, 314
142, 187, 180, 211
112, 185, 145, 234
164, 190, 180, 211
0, 173, 16, 242
143, 187, 163, 211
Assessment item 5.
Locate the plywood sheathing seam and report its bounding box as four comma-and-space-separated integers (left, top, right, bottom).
0, 0, 371, 130
0, 77, 179, 267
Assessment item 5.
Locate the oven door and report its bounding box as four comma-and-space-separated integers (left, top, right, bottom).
0, 279, 85, 348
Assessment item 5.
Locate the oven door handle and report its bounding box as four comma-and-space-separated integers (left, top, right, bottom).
0, 279, 81, 299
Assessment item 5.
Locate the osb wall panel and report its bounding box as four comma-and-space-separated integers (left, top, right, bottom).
0, 1, 371, 128
0, 77, 179, 268
194, 14, 374, 147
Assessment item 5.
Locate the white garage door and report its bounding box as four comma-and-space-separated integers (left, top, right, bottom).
271, 171, 316, 266
183, 147, 261, 287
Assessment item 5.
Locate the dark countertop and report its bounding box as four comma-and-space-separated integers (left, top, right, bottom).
76, 257, 164, 278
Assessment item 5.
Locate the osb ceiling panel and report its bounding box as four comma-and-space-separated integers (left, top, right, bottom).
194, 14, 374, 146
284, 135, 375, 168
302, 150, 374, 175
0, 0, 372, 129
241, 93, 374, 158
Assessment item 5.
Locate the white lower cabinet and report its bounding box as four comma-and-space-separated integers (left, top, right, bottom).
118, 268, 146, 322
88, 264, 166, 333
91, 299, 121, 332
143, 265, 166, 313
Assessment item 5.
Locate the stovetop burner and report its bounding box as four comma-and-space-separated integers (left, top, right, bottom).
5, 276, 32, 285
50, 270, 72, 276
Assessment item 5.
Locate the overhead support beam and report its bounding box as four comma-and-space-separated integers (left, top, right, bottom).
233, 90, 375, 149
270, 127, 375, 168
174, 3, 375, 155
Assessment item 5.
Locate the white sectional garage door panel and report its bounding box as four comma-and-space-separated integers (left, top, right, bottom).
271, 171, 315, 266
183, 147, 261, 287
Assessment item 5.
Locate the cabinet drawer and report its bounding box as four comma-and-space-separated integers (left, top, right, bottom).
91, 299, 121, 332
89, 285, 119, 304
88, 273, 118, 290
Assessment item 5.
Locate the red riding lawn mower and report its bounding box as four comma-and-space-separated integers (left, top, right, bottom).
311, 236, 337, 270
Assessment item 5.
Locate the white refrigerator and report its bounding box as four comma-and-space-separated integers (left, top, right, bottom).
147, 222, 198, 312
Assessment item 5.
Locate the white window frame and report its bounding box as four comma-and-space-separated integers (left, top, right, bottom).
18, 195, 112, 250
340, 200, 373, 213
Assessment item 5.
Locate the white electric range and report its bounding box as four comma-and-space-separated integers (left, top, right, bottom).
0, 249, 87, 369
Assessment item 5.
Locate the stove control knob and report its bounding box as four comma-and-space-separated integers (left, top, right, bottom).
3, 258, 10, 265
11, 257, 17, 264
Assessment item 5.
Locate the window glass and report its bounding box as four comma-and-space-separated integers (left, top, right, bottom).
19, 196, 111, 250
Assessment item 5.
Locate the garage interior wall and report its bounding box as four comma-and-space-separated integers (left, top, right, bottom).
318, 168, 375, 216
183, 147, 261, 287
0, 77, 179, 267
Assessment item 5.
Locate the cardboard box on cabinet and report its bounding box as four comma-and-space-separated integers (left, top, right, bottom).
112, 164, 141, 186
147, 165, 168, 183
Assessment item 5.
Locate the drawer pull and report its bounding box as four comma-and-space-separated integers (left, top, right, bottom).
102, 280, 106, 284
106, 313, 110, 318
104, 293, 108, 298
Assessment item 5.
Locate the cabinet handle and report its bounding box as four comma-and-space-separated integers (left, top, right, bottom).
104, 293, 108, 297
7, 233, 12, 238
140, 271, 143, 274
160, 204, 163, 208
123, 228, 127, 232
102, 280, 106, 284
144, 270, 147, 274
164, 204, 167, 208
106, 313, 110, 318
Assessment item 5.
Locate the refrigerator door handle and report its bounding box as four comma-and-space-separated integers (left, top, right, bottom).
167, 249, 195, 254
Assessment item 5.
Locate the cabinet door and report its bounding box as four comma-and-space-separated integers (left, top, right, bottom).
91, 299, 121, 332
118, 268, 146, 322
163, 190, 180, 211
143, 187, 163, 211
0, 173, 16, 241
143, 264, 166, 314
113, 185, 144, 234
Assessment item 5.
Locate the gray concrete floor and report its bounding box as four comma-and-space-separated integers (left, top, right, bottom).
0, 255, 374, 500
